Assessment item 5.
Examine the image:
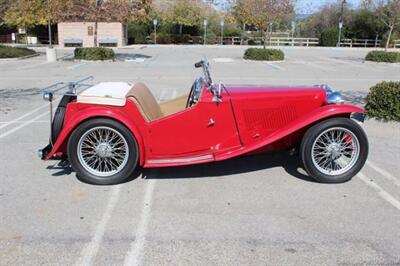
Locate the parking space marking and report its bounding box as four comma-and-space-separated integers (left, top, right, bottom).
0, 112, 49, 139
67, 62, 88, 70
367, 161, 400, 188
296, 60, 334, 72
171, 88, 177, 99
358, 173, 400, 211
0, 120, 47, 124
266, 62, 285, 71
0, 104, 48, 130
16, 61, 53, 70
158, 88, 167, 101
75, 185, 122, 266
124, 179, 156, 266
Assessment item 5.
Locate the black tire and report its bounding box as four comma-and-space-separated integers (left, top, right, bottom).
300, 117, 368, 183
52, 107, 66, 143
68, 118, 139, 185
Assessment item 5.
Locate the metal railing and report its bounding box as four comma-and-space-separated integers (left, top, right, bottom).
340, 38, 380, 48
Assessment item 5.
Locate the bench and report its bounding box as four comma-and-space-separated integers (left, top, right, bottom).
64, 38, 83, 47
98, 37, 118, 47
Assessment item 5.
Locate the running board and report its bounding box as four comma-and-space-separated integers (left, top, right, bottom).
145, 154, 214, 168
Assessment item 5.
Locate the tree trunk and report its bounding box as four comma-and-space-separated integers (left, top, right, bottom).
262, 28, 266, 49
179, 24, 183, 35
385, 25, 394, 51
94, 21, 98, 47
240, 23, 245, 45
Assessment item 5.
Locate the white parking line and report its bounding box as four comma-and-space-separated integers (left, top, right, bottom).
171, 88, 177, 99
67, 62, 87, 70
0, 112, 49, 139
75, 185, 122, 266
366, 161, 400, 188
0, 104, 48, 130
158, 88, 167, 101
124, 179, 156, 266
358, 173, 400, 211
16, 61, 52, 70
0, 120, 47, 124
266, 62, 285, 71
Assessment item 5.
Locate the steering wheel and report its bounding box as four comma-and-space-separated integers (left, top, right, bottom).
186, 82, 196, 108
186, 78, 203, 108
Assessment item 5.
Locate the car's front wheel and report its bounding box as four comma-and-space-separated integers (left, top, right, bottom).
68, 118, 138, 185
300, 117, 368, 183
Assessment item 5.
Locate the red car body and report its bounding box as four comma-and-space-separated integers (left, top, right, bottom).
43, 83, 364, 168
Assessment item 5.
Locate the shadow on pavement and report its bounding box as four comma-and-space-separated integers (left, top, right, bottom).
143, 151, 316, 183
46, 151, 316, 184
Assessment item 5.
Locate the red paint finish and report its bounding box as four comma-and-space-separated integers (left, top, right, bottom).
44, 84, 365, 169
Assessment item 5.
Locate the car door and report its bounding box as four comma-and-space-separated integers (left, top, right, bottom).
147, 90, 241, 157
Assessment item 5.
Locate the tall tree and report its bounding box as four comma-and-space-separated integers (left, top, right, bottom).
233, 0, 294, 47
377, 0, 400, 49
0, 0, 11, 25
163, 0, 203, 35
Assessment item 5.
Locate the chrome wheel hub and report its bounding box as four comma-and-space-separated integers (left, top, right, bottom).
311, 127, 360, 176
77, 126, 129, 177
95, 143, 113, 158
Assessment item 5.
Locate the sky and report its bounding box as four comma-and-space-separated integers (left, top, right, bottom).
296, 0, 362, 14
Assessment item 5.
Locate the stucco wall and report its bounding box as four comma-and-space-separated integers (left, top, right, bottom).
58, 22, 126, 47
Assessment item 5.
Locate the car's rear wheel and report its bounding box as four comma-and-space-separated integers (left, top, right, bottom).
68, 118, 138, 185
300, 117, 368, 183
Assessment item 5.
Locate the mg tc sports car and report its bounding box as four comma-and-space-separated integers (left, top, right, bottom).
39, 60, 368, 185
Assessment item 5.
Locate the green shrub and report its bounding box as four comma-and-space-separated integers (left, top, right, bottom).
243, 48, 284, 61
148, 32, 173, 44
365, 81, 400, 121
365, 51, 400, 63
319, 27, 340, 47
0, 45, 36, 58
74, 47, 115, 61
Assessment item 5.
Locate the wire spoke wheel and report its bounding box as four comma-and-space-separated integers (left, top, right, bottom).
77, 126, 129, 177
311, 127, 360, 176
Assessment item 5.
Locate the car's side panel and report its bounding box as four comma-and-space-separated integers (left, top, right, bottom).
45, 101, 148, 165
213, 104, 365, 161
145, 89, 241, 161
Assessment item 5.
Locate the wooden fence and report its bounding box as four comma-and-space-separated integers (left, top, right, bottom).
340, 39, 380, 48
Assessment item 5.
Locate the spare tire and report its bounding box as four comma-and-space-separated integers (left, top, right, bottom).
52, 106, 66, 143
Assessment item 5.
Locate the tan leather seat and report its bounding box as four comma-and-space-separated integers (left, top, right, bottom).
126, 82, 189, 122
126, 83, 163, 121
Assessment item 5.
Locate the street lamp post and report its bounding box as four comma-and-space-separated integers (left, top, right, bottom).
337, 0, 346, 47
291, 21, 296, 46
220, 20, 224, 45
203, 19, 208, 45
153, 19, 158, 45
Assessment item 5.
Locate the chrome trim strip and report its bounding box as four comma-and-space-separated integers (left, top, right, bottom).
147, 154, 213, 164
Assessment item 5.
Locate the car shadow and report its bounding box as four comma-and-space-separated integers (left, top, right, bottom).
143, 151, 316, 183
46, 151, 317, 184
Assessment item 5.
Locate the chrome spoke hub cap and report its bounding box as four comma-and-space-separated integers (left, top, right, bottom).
77, 126, 129, 177
311, 127, 360, 176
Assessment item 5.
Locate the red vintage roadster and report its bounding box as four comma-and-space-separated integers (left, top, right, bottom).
39, 60, 368, 185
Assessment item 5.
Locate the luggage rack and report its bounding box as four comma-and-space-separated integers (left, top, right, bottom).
39, 77, 94, 155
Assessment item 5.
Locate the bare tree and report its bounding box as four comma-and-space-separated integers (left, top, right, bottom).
377, 0, 400, 50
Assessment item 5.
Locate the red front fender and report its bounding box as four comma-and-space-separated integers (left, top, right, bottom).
215, 104, 365, 161
45, 102, 146, 165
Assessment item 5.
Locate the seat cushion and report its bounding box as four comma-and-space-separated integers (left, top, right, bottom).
126, 83, 163, 121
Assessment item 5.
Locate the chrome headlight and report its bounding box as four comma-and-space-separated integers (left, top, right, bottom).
43, 91, 53, 102
319, 84, 344, 104
326, 92, 344, 104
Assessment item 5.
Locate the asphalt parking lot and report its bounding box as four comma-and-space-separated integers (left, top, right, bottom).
0, 45, 400, 265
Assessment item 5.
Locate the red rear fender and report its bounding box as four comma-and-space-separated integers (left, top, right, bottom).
45, 102, 146, 165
